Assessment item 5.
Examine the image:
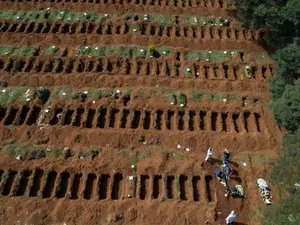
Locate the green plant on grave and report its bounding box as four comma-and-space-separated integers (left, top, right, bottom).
1, 171, 10, 182
138, 135, 145, 142
177, 92, 187, 106
130, 24, 140, 33
90, 148, 100, 160
147, 44, 155, 56
44, 60, 52, 72
43, 46, 59, 55
244, 66, 253, 78
13, 59, 23, 72
183, 66, 193, 78
53, 58, 62, 73
162, 151, 171, 160
71, 91, 80, 100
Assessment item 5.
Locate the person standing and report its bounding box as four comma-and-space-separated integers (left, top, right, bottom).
205, 147, 214, 162
225, 211, 237, 224
224, 149, 230, 163
214, 169, 229, 196
222, 161, 232, 179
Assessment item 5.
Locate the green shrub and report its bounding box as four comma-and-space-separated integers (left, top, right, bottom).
27, 148, 46, 160
177, 92, 187, 106
71, 91, 80, 100
272, 84, 300, 132
43, 46, 59, 55
90, 149, 100, 160
7, 139, 16, 145
13, 59, 24, 72
183, 67, 193, 78
147, 45, 155, 56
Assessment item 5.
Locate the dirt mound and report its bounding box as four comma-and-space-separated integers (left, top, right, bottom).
0, 1, 281, 224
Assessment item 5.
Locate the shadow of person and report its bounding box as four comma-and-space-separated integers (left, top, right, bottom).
211, 158, 223, 165
231, 169, 239, 176
230, 161, 240, 168
232, 177, 242, 183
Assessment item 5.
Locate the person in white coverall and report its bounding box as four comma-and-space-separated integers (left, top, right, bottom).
205, 147, 214, 162
225, 210, 237, 224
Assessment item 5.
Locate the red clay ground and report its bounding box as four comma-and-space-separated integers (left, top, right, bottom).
0, 1, 282, 224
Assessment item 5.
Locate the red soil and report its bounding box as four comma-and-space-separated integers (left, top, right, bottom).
0, 1, 281, 225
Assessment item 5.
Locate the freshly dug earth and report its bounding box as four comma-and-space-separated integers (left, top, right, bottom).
0, 1, 281, 224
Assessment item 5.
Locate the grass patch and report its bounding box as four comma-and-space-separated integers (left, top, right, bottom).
0, 87, 35, 106
226, 0, 237, 7
77, 45, 172, 58
184, 15, 231, 26
254, 52, 272, 62
0, 10, 233, 28
161, 88, 176, 103
51, 86, 73, 101
133, 88, 161, 100
133, 88, 177, 104
188, 89, 236, 103
183, 66, 193, 78
177, 92, 187, 106
0, 45, 34, 56
51, 86, 114, 101
130, 24, 140, 33
142, 14, 175, 26
5, 142, 48, 160
184, 50, 235, 61
43, 46, 59, 55
188, 89, 233, 102
188, 89, 205, 102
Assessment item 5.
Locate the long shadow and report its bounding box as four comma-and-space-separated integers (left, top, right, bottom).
232, 222, 247, 225
230, 161, 240, 168
232, 177, 242, 183
231, 169, 239, 176
211, 158, 223, 165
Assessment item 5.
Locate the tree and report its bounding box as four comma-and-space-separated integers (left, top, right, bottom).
236, 0, 300, 49
272, 84, 300, 132
269, 41, 300, 99
261, 129, 300, 225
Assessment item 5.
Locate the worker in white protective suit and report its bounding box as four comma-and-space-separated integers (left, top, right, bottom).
225, 210, 237, 224
205, 147, 214, 162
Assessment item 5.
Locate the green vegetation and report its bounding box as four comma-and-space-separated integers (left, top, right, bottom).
183, 67, 193, 78
184, 50, 235, 62
235, 1, 300, 224
176, 92, 187, 106
133, 88, 163, 100
185, 15, 231, 26
128, 149, 152, 168
51, 86, 114, 101
272, 83, 300, 132
77, 44, 172, 58
259, 130, 300, 224
236, 0, 300, 49
188, 89, 233, 103
43, 46, 60, 55
133, 87, 256, 106
0, 87, 35, 106
144, 14, 174, 26
0, 10, 229, 27
227, 0, 237, 8
130, 24, 140, 33
0, 45, 34, 56
5, 142, 46, 160
161, 88, 176, 103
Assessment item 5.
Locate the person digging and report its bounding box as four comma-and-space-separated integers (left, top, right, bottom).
214, 169, 229, 197
228, 184, 244, 198
222, 161, 233, 179
205, 147, 214, 163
